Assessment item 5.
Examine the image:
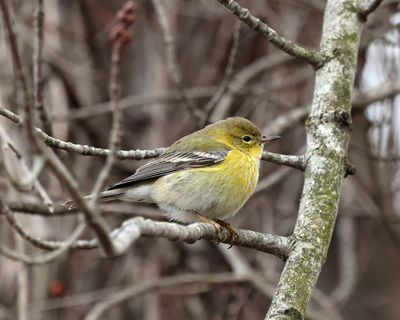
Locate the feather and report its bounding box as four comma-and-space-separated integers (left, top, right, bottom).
107, 148, 230, 190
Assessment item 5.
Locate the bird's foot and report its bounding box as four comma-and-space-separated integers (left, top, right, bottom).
194, 214, 238, 247
194, 213, 223, 241
216, 219, 238, 248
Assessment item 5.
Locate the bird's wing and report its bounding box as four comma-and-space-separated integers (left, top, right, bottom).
107, 146, 230, 190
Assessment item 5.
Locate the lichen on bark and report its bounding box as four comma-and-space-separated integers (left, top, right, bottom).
265, 1, 365, 319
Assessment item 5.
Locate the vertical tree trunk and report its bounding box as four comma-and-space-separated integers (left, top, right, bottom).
266, 1, 364, 318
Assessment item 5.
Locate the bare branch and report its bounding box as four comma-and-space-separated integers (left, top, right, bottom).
0, 106, 165, 159
0, 106, 305, 170
262, 151, 305, 171
34, 0, 52, 135
16, 235, 28, 320
352, 80, 400, 109
0, 200, 87, 265
211, 52, 291, 121
84, 273, 245, 320
215, 0, 326, 69
0, 0, 39, 161
218, 246, 338, 320
4, 206, 69, 251
152, 0, 204, 123
0, 213, 290, 259
331, 216, 357, 305
265, 0, 365, 317
53, 86, 216, 121
255, 147, 305, 194
358, 0, 384, 20
53, 78, 400, 123
2, 202, 163, 219
100, 218, 290, 258
1, 1, 123, 258
91, 3, 133, 203
0, 0, 31, 112
203, 20, 241, 125
0, 0, 54, 211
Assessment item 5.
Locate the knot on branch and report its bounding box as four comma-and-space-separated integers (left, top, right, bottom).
306, 110, 352, 130
344, 161, 356, 177
334, 110, 352, 127
238, 8, 250, 19
282, 307, 302, 320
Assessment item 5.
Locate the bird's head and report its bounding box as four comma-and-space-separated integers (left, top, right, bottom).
211, 117, 280, 156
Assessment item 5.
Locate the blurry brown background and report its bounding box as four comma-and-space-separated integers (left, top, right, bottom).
0, 1, 400, 319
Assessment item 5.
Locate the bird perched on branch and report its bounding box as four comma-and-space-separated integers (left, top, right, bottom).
68, 117, 279, 239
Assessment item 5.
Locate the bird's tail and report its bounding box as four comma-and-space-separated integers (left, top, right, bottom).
64, 189, 125, 210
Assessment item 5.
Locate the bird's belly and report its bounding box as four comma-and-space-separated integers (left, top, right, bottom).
151, 152, 259, 220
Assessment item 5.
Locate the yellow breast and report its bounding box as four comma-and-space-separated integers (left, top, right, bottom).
151, 148, 262, 220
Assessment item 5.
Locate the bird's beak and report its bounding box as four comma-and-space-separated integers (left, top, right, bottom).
259, 135, 281, 144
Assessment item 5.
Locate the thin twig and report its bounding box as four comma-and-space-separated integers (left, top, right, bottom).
0, 0, 37, 152
210, 53, 291, 121
215, 0, 326, 69
34, 0, 52, 135
54, 78, 400, 123
2, 202, 164, 219
255, 166, 292, 194
15, 236, 28, 320
358, 0, 384, 20
0, 106, 305, 169
203, 19, 241, 125
4, 206, 71, 251
0, 129, 53, 209
0, 3, 53, 211
218, 246, 337, 320
352, 80, 400, 109
152, 0, 204, 124
84, 273, 245, 320
0, 0, 115, 256
262, 151, 305, 171
54, 86, 217, 121
1, 201, 87, 265
0, 106, 164, 159
91, 5, 129, 203
331, 215, 357, 305
0, 0, 31, 111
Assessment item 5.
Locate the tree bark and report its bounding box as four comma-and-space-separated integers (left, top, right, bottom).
266, 1, 364, 319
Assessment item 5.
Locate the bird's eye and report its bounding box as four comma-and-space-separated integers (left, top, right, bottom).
242, 135, 252, 143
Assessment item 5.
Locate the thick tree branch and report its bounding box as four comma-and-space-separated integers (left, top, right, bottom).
215, 0, 326, 69
0, 214, 291, 260
265, 1, 365, 319
91, 218, 290, 258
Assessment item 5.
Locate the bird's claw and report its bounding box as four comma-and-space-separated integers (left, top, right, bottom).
194, 213, 237, 246
216, 219, 238, 248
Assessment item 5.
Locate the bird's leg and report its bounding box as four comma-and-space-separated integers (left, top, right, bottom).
194, 212, 222, 240
215, 219, 238, 247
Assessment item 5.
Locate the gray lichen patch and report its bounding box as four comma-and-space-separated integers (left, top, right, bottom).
265, 1, 364, 319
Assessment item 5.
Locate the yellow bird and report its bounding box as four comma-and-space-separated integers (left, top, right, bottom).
75, 117, 279, 237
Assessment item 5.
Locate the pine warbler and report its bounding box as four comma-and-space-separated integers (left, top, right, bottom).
79, 118, 279, 237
